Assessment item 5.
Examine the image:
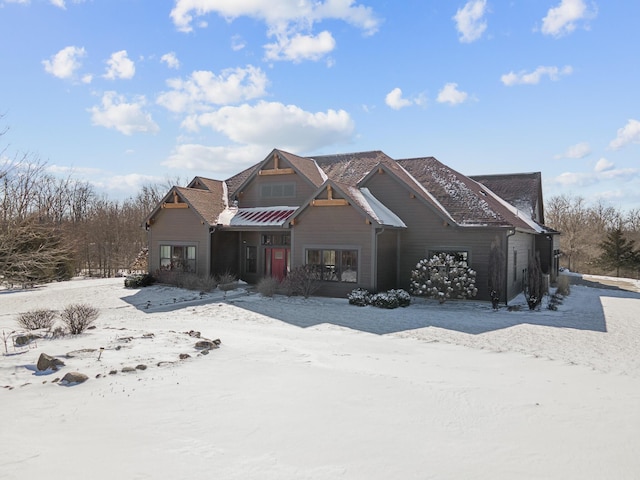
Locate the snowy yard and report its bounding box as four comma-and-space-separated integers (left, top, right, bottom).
1, 275, 639, 479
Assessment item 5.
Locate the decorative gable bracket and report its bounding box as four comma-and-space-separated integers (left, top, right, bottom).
162, 191, 189, 209
258, 152, 295, 176
312, 185, 349, 207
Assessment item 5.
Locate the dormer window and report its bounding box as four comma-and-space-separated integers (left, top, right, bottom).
261, 183, 295, 198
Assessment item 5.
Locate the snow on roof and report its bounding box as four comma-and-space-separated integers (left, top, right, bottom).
349, 187, 407, 228
217, 206, 298, 227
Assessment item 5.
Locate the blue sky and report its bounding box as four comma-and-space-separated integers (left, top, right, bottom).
1, 0, 638, 211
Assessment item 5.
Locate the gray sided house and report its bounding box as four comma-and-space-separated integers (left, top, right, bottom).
144, 149, 559, 302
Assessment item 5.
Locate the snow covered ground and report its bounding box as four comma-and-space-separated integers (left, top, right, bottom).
1, 275, 639, 479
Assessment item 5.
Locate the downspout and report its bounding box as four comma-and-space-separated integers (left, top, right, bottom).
396, 229, 402, 289
505, 228, 516, 306
374, 227, 385, 291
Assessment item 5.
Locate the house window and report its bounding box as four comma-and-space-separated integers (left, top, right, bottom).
428, 250, 469, 266
261, 234, 290, 245
261, 183, 295, 198
160, 245, 196, 272
305, 249, 358, 283
245, 246, 257, 273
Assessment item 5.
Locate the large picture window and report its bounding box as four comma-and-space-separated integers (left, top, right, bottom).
160, 245, 196, 272
306, 248, 358, 283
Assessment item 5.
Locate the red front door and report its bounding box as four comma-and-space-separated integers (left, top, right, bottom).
266, 248, 288, 281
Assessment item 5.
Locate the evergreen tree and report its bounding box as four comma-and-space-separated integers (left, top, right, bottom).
598, 228, 637, 277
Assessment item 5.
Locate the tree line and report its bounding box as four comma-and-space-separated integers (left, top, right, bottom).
0, 149, 172, 287
546, 194, 640, 278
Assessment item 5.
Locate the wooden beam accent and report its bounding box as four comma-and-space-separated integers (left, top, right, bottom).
312, 199, 349, 207
258, 153, 296, 175
162, 190, 189, 209
258, 167, 295, 176
163, 203, 188, 209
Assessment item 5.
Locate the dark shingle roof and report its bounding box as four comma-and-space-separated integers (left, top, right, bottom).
312, 151, 395, 185
278, 150, 326, 187
397, 157, 537, 230
469, 172, 543, 223
176, 185, 227, 226
225, 163, 261, 199
181, 148, 546, 232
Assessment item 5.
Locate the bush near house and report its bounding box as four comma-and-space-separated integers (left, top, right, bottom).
124, 273, 155, 288
282, 265, 321, 298
348, 288, 411, 309
410, 253, 477, 303
257, 277, 279, 297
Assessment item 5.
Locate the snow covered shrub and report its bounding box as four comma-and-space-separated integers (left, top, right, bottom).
370, 291, 400, 309
410, 253, 477, 303
388, 289, 411, 307
16, 309, 56, 331
348, 288, 371, 306
124, 273, 154, 288
61, 304, 99, 335
257, 277, 279, 297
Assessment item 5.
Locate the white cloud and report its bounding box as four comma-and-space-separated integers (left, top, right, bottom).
453, 0, 488, 43
42, 46, 86, 79
170, 0, 381, 62
436, 83, 469, 105
385, 88, 413, 110
163, 144, 266, 174
157, 65, 269, 114
49, 0, 85, 8
554, 167, 638, 187
501, 65, 573, 86
265, 31, 336, 62
89, 91, 159, 136
609, 119, 640, 150
594, 158, 614, 173
99, 173, 163, 192
161, 52, 180, 70
231, 35, 246, 51
184, 100, 355, 152
104, 50, 135, 80
541, 0, 596, 37
555, 141, 591, 159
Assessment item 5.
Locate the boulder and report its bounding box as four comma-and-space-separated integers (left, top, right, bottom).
14, 334, 40, 346
60, 372, 88, 385
37, 353, 65, 372
179, 353, 191, 360
195, 339, 221, 350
